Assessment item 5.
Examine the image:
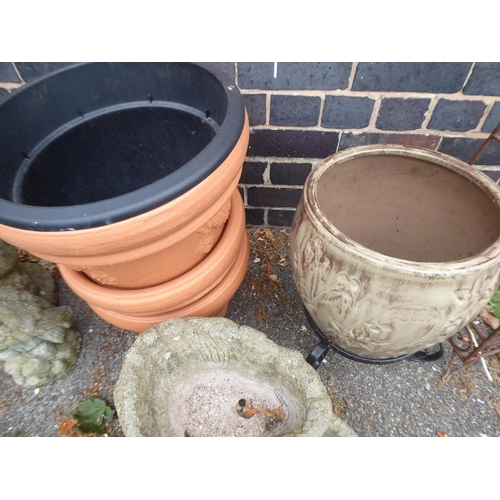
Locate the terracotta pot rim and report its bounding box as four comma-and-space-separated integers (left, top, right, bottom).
305, 144, 500, 276
58, 191, 246, 313
0, 62, 246, 231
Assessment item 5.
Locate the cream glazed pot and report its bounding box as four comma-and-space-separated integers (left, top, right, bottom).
290, 145, 500, 360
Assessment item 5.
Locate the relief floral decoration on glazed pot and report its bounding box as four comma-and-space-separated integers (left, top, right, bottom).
441, 269, 500, 336
291, 229, 443, 355
291, 231, 361, 326
330, 305, 441, 356
291, 215, 500, 357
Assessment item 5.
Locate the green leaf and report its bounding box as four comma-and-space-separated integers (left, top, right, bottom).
489, 290, 500, 318
489, 290, 500, 304
490, 302, 500, 318
72, 398, 113, 435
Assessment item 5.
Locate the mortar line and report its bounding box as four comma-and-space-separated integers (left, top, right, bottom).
0, 82, 25, 91
369, 96, 382, 128
239, 88, 500, 103
347, 62, 357, 91
461, 63, 476, 92
242, 183, 307, 189
263, 161, 271, 185
317, 93, 326, 127
12, 62, 25, 83
266, 93, 271, 125
238, 184, 247, 205
248, 123, 492, 138
421, 95, 439, 129
245, 156, 327, 164
475, 101, 495, 132
336, 131, 343, 153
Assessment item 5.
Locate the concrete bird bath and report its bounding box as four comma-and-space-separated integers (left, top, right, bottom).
113, 317, 356, 437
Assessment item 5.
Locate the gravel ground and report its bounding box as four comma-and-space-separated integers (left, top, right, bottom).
1, 227, 499, 437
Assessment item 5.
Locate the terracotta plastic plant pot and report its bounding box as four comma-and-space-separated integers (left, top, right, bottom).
0, 62, 249, 289
58, 190, 249, 332
290, 144, 500, 360
87, 230, 250, 333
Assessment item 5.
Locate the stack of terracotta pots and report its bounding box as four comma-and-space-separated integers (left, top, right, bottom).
0, 63, 250, 333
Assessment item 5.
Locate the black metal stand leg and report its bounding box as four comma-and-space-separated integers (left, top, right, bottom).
408, 343, 444, 362
306, 338, 332, 370
303, 308, 332, 369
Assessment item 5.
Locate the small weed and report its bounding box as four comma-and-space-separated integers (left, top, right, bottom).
488, 289, 500, 361
58, 397, 113, 437
488, 290, 500, 319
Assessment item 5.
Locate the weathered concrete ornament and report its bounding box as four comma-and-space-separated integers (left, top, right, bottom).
114, 317, 357, 437
0, 240, 81, 387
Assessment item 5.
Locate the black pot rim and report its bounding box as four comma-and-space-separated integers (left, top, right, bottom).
0, 62, 246, 231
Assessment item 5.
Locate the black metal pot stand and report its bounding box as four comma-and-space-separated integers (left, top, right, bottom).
303, 308, 444, 370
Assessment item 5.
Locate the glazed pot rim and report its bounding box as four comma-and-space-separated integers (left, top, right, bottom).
305, 144, 500, 276
0, 62, 246, 231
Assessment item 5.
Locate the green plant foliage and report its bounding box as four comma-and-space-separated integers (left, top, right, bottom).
72, 398, 113, 435
488, 290, 500, 319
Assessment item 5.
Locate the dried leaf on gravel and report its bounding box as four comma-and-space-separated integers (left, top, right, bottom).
255, 228, 274, 238
437, 430, 448, 437
58, 417, 79, 436
327, 392, 348, 418
244, 228, 292, 326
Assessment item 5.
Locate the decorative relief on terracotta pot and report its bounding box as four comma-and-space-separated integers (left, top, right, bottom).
195, 200, 231, 256
82, 267, 120, 287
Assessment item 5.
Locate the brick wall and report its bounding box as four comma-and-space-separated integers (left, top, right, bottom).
213, 62, 500, 227
2, 62, 500, 228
